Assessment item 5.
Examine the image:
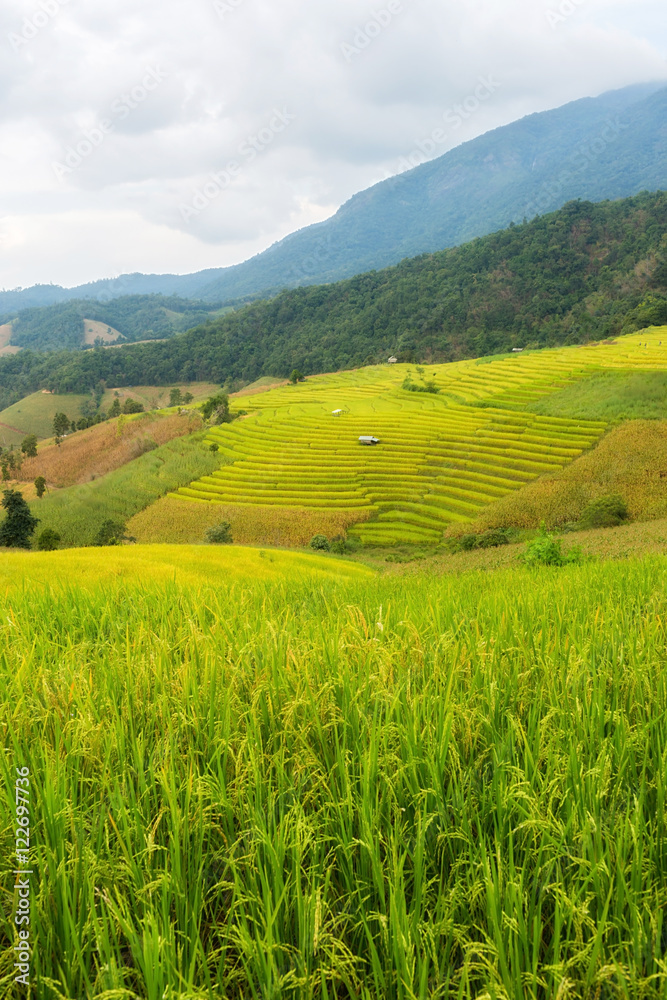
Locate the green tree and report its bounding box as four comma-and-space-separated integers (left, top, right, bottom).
169, 387, 183, 406
37, 528, 61, 551
182, 391, 194, 404
122, 399, 144, 414
290, 370, 305, 384
21, 434, 38, 458
205, 522, 233, 544
0, 489, 39, 549
53, 412, 70, 445
95, 519, 128, 546
34, 476, 47, 499
201, 393, 231, 424
108, 397, 121, 418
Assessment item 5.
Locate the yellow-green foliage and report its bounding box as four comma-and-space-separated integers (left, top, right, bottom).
1, 554, 667, 995
128, 495, 371, 547
0, 544, 372, 591
100, 381, 221, 413
471, 419, 667, 530
174, 328, 667, 545
0, 390, 90, 441
24, 433, 222, 548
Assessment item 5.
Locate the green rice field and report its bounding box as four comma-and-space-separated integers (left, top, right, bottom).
176, 328, 667, 546
2, 549, 667, 997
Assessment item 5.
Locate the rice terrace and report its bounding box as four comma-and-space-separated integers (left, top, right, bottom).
1, 319, 667, 998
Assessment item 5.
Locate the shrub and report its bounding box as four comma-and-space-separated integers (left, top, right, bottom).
477, 529, 511, 549
310, 534, 330, 552
522, 524, 583, 567
95, 519, 128, 547
37, 528, 61, 551
209, 443, 220, 453
122, 399, 145, 415
132, 438, 158, 458
578, 494, 629, 530
456, 529, 511, 552
205, 522, 233, 545
201, 394, 231, 424
0, 489, 39, 549
401, 377, 440, 394
21, 434, 38, 458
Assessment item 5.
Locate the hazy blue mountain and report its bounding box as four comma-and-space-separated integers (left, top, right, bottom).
2, 81, 665, 312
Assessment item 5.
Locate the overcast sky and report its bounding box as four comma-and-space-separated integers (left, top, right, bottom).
1, 0, 666, 290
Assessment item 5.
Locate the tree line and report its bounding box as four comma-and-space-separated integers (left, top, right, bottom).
1, 192, 666, 408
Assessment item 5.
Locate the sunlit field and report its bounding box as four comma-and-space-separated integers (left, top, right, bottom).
174, 328, 667, 546
2, 549, 667, 997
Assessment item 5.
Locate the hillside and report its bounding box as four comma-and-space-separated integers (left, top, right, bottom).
1, 82, 665, 314
1, 192, 666, 408
90, 326, 654, 550
0, 294, 229, 354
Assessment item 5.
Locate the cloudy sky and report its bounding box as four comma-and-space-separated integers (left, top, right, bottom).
1, 0, 666, 290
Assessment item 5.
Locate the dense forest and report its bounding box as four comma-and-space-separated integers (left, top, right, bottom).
1, 193, 666, 410
1, 295, 226, 353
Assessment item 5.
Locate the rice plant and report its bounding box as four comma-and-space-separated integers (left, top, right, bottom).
1, 549, 667, 997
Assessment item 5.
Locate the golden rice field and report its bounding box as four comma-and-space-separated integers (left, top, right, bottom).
2, 548, 667, 997
128, 495, 372, 547
0, 544, 372, 592
175, 328, 667, 546
472, 419, 667, 531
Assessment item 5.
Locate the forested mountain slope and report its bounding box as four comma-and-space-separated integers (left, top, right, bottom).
1, 82, 665, 314
1, 192, 666, 408
0, 295, 227, 353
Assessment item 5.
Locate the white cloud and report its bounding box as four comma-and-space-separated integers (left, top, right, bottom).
0, 0, 665, 288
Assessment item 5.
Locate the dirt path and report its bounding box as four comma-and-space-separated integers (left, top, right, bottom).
0, 420, 25, 435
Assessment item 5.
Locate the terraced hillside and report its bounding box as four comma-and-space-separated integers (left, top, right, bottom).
175, 329, 667, 545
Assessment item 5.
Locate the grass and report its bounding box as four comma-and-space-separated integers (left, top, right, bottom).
529, 369, 667, 421
17, 411, 204, 489
1, 552, 667, 996
0, 391, 91, 440
100, 382, 221, 413
468, 419, 667, 531
27, 432, 221, 547
129, 496, 372, 547
0, 544, 372, 591
357, 516, 667, 577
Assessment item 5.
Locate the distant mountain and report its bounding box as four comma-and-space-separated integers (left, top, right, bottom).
2, 81, 666, 314
0, 295, 228, 353
2, 191, 667, 409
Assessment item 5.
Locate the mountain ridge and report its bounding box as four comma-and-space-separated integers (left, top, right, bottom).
1, 191, 666, 409
2, 81, 666, 313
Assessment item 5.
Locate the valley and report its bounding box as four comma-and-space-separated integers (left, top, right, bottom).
1, 143, 667, 1000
